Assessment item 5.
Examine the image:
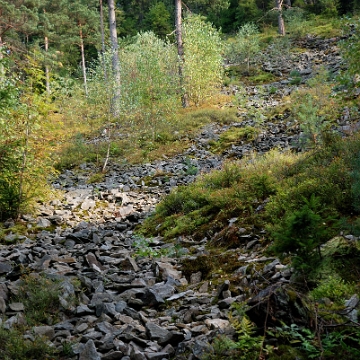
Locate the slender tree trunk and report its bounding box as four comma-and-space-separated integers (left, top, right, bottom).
276, 0, 286, 36
99, 0, 107, 80
44, 35, 50, 95
79, 24, 88, 96
108, 0, 121, 117
175, 0, 189, 108
0, 37, 4, 76
0, 36, 3, 59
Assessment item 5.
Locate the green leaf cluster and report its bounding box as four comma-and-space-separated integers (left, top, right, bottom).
183, 15, 224, 105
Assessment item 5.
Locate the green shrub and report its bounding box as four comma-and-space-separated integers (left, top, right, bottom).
16, 274, 61, 326
270, 194, 338, 273
0, 141, 23, 220
0, 327, 56, 360
289, 70, 302, 85
310, 276, 356, 305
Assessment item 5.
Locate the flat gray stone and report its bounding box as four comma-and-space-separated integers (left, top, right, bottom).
9, 302, 24, 311
33, 325, 55, 340
79, 339, 101, 360
0, 261, 12, 274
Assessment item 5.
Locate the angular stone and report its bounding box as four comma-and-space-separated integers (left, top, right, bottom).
76, 304, 94, 315
33, 325, 55, 340
216, 280, 230, 299
101, 351, 125, 360
155, 262, 182, 281
150, 281, 175, 300
36, 217, 52, 228
9, 302, 24, 311
205, 318, 230, 330
146, 322, 173, 345
0, 261, 13, 274
96, 321, 115, 334
198, 281, 209, 293
263, 259, 280, 274
119, 256, 139, 272
190, 271, 202, 284
0, 284, 8, 300
218, 297, 235, 309
192, 339, 213, 359
146, 352, 170, 360
0, 297, 6, 314
85, 253, 106, 272
79, 339, 101, 360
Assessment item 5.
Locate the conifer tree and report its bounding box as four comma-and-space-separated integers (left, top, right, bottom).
59, 0, 100, 96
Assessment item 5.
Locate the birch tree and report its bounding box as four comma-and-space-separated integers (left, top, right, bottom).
174, 0, 228, 107
107, 0, 121, 117
175, 0, 188, 107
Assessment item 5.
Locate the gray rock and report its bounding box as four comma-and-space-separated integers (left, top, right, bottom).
190, 271, 202, 284
344, 294, 359, 322
145, 323, 173, 345
0, 261, 13, 274
36, 217, 52, 228
192, 339, 213, 359
101, 351, 125, 359
76, 304, 94, 315
155, 262, 182, 281
9, 302, 24, 311
146, 352, 170, 360
119, 256, 139, 272
0, 297, 6, 314
216, 280, 230, 299
33, 325, 55, 340
79, 339, 101, 360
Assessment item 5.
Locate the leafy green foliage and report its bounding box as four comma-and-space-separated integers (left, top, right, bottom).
203, 315, 267, 360
183, 15, 223, 105
310, 275, 356, 304
225, 23, 260, 74
132, 235, 185, 258
0, 52, 56, 220
268, 323, 360, 359
16, 274, 61, 326
268, 323, 320, 359
119, 31, 179, 139
0, 327, 56, 360
339, 18, 360, 88
144, 2, 172, 38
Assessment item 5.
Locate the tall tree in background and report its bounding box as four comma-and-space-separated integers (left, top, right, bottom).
60, 0, 100, 96
275, 0, 285, 36
175, 0, 188, 107
99, 0, 107, 80
183, 15, 223, 105
144, 2, 172, 38
108, 0, 121, 117
175, 0, 228, 107
0, 0, 39, 52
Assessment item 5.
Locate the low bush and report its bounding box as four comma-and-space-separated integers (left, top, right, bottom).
0, 327, 56, 360
15, 274, 61, 326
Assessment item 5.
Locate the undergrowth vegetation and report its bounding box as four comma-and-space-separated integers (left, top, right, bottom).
0, 273, 78, 359
141, 131, 360, 259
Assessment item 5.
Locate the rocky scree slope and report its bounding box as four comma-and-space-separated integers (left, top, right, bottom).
0, 35, 359, 359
